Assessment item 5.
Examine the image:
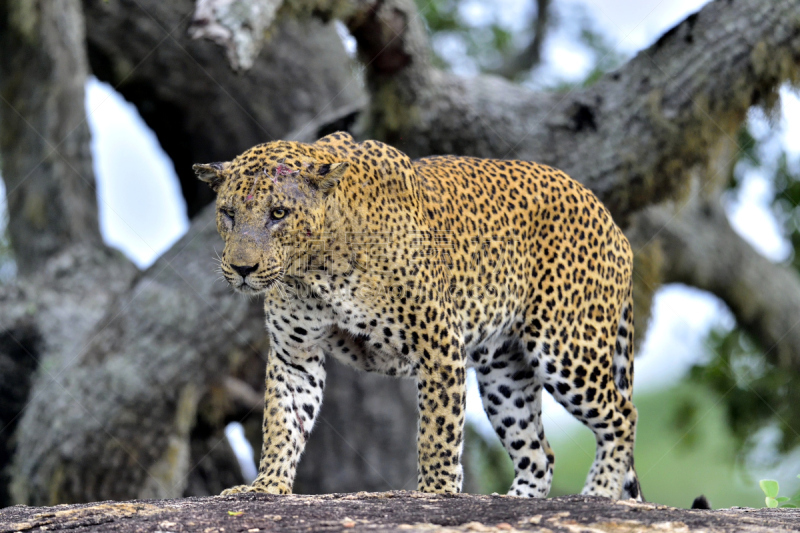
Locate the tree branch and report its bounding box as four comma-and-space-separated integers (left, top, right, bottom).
8, 205, 267, 505
190, 0, 800, 222
83, 0, 365, 217
631, 200, 800, 375
489, 0, 551, 80
347, 0, 800, 223
0, 0, 103, 274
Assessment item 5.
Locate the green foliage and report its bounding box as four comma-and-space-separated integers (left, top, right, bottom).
737, 126, 761, 168
759, 476, 800, 508
691, 327, 800, 454
771, 152, 800, 271
415, 0, 460, 34
463, 422, 513, 495
415, 0, 627, 88
414, 0, 515, 73
692, 113, 800, 459
724, 125, 761, 190
669, 395, 702, 449
573, 26, 627, 89
549, 384, 763, 508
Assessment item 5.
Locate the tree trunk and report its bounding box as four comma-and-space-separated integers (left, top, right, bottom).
0, 0, 117, 508
0, 0, 102, 274
1, 0, 418, 506
295, 360, 418, 494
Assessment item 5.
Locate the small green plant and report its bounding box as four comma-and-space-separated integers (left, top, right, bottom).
759, 476, 800, 508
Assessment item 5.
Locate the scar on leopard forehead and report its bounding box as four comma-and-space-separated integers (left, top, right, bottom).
244, 159, 299, 202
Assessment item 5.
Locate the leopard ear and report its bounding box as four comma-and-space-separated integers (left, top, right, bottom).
193, 161, 230, 192
309, 161, 349, 193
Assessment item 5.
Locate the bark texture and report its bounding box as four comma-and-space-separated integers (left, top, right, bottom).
0, 0, 103, 274
1, 492, 799, 532
0, 0, 125, 507
6, 206, 262, 505
0, 244, 138, 507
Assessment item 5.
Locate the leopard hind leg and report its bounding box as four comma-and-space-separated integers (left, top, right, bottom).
613, 294, 643, 501
473, 341, 553, 497
536, 294, 641, 500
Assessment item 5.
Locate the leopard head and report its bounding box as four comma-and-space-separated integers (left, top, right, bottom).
194, 141, 349, 294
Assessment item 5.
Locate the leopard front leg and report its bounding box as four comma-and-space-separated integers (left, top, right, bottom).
222, 346, 326, 495
415, 327, 467, 493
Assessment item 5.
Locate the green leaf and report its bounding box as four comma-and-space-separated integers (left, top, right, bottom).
776, 497, 790, 502
766, 497, 779, 508
735, 126, 760, 168
760, 479, 780, 498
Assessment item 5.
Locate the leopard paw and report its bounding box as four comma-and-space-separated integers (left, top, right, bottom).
220, 485, 257, 496
220, 482, 290, 496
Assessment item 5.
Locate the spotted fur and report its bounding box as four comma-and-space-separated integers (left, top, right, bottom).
194, 132, 641, 500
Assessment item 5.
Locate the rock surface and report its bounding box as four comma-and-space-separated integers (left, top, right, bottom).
1, 492, 798, 532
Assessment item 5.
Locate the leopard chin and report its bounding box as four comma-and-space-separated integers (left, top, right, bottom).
232, 277, 277, 294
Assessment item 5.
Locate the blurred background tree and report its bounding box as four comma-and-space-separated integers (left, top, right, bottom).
687, 124, 800, 489
2, 0, 800, 510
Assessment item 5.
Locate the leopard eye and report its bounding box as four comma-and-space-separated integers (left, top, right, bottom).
220, 207, 235, 221
271, 208, 287, 220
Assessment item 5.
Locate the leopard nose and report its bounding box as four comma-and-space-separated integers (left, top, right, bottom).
231, 263, 259, 278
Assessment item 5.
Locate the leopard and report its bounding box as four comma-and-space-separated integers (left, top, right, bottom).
194, 131, 641, 500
